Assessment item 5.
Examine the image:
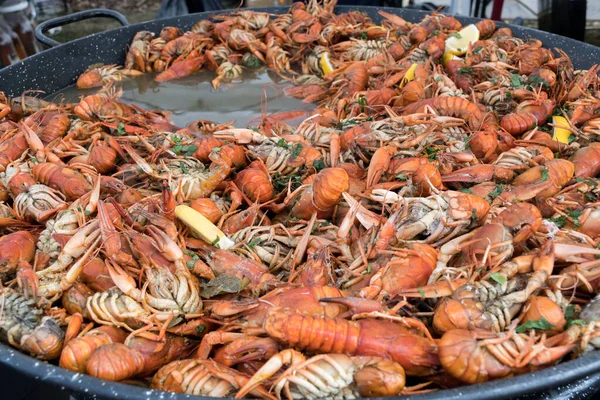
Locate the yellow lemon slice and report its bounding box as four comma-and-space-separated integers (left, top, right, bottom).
442, 52, 461, 67
552, 115, 572, 144
320, 52, 335, 76
400, 63, 418, 87
445, 24, 480, 56
175, 205, 235, 249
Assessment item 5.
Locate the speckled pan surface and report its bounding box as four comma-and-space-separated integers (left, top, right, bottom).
0, 6, 600, 400
0, 333, 599, 400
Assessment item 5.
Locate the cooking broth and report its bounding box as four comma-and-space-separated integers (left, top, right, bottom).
48, 69, 315, 128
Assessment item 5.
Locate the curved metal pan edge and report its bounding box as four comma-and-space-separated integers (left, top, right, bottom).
1, 5, 600, 96
1, 340, 599, 400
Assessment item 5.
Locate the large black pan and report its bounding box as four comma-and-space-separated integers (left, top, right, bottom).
0, 5, 599, 400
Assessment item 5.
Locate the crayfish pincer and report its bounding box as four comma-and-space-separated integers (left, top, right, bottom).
0, 287, 64, 360
263, 308, 439, 376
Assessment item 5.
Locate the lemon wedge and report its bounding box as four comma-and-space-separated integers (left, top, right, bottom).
552, 115, 572, 144
445, 24, 480, 56
320, 52, 335, 76
399, 63, 418, 87
442, 52, 461, 67
175, 205, 235, 249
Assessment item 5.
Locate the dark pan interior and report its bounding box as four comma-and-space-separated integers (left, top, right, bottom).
0, 5, 599, 400
2, 6, 600, 97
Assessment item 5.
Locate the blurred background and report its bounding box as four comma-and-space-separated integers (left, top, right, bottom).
0, 0, 595, 66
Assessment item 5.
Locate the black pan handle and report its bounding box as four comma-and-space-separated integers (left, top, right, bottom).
35, 8, 129, 48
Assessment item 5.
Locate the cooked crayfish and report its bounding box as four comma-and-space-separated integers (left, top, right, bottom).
0, 2, 599, 397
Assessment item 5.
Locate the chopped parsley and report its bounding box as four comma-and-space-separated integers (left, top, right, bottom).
510, 74, 524, 88
358, 96, 368, 113
489, 272, 507, 285
117, 123, 126, 136
547, 215, 567, 228
313, 158, 326, 172
568, 209, 582, 228
528, 75, 550, 88
248, 237, 263, 250
290, 144, 303, 159
489, 184, 504, 200
171, 137, 198, 156
516, 317, 554, 333
423, 146, 439, 161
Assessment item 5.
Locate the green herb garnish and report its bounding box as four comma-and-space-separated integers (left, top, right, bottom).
547, 215, 567, 228
172, 137, 199, 156
489, 184, 504, 200
290, 144, 303, 158
528, 75, 550, 88
510, 74, 523, 88
489, 272, 507, 285
358, 96, 368, 113
516, 317, 554, 333
248, 237, 263, 250
117, 123, 126, 136
423, 146, 439, 161
568, 209, 582, 228
567, 319, 587, 328
313, 158, 326, 172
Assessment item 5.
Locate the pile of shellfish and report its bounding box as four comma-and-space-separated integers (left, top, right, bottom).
1, 1, 599, 398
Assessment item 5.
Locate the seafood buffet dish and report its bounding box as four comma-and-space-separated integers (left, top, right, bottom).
1, 0, 600, 398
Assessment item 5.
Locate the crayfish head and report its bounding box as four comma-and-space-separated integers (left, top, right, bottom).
20, 317, 65, 360
433, 298, 484, 334
355, 359, 406, 397
444, 190, 490, 223
492, 202, 542, 244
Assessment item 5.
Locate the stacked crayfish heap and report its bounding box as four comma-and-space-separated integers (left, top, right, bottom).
2, 1, 600, 398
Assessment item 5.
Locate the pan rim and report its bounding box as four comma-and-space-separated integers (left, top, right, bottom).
1, 342, 599, 399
